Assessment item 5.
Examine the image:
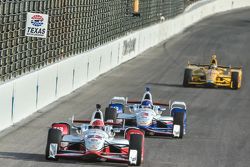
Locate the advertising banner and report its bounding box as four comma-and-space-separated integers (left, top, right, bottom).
25, 12, 49, 38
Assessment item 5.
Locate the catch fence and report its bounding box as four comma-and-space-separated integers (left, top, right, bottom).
0, 0, 191, 83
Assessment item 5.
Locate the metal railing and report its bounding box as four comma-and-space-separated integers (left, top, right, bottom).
0, 0, 187, 83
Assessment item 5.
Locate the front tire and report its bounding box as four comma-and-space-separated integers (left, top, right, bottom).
129, 134, 144, 166
183, 69, 192, 87
45, 128, 62, 160
173, 112, 184, 138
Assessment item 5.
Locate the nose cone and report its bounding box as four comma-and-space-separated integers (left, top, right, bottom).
85, 136, 104, 151
206, 69, 217, 86
136, 111, 153, 126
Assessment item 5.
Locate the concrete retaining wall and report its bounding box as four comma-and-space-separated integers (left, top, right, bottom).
0, 0, 249, 132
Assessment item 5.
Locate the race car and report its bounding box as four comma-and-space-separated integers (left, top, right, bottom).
183, 55, 242, 89
105, 88, 187, 138
45, 104, 145, 166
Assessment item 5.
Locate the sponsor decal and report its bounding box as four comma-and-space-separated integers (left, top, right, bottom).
123, 38, 136, 55
142, 112, 149, 117
31, 15, 44, 26
25, 13, 48, 38
53, 126, 64, 132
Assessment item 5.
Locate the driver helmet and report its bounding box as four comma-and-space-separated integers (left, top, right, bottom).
91, 119, 104, 130
212, 54, 217, 59
141, 100, 153, 109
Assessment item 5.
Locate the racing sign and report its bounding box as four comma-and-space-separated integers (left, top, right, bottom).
25, 12, 49, 38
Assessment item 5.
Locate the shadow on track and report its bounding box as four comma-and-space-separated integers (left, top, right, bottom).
147, 82, 184, 88
0, 152, 46, 162
145, 135, 176, 140
0, 152, 127, 167
147, 82, 234, 90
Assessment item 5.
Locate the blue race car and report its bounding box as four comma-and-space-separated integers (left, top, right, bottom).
105, 88, 187, 138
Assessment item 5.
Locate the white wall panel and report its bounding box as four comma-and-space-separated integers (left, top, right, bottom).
163, 22, 169, 40
138, 31, 144, 54
87, 51, 100, 81
117, 39, 123, 65
13, 72, 37, 123
57, 58, 75, 98
131, 33, 140, 58
139, 29, 148, 53
73, 54, 89, 89
144, 28, 151, 49
0, 82, 13, 131
37, 64, 57, 110
152, 24, 160, 46
110, 42, 120, 68
99, 45, 111, 74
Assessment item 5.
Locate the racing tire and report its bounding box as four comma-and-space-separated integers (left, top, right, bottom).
231, 72, 239, 89
129, 134, 143, 166
183, 69, 192, 87
173, 112, 184, 138
45, 128, 62, 160
104, 107, 117, 122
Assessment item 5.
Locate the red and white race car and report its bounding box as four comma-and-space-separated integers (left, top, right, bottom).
45, 104, 144, 166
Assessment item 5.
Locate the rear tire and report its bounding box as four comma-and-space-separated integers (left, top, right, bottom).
45, 128, 62, 160
129, 134, 143, 166
173, 112, 184, 138
231, 72, 239, 89
104, 107, 117, 122
183, 69, 192, 87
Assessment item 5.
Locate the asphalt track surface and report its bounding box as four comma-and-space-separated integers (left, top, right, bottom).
0, 8, 250, 167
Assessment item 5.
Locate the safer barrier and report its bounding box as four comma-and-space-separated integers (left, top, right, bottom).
0, 0, 250, 132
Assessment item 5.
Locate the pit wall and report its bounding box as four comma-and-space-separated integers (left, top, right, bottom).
0, 0, 249, 131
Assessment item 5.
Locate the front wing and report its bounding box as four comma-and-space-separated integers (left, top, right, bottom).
49, 146, 137, 164
118, 118, 181, 137
55, 151, 129, 163
189, 75, 232, 88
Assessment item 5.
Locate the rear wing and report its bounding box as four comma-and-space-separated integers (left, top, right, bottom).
127, 100, 169, 106
73, 119, 122, 126
188, 63, 242, 69
110, 96, 128, 104
117, 113, 136, 119
127, 100, 141, 104
73, 119, 91, 124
